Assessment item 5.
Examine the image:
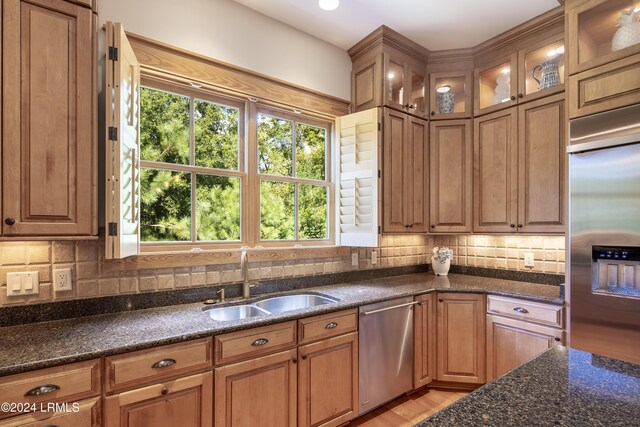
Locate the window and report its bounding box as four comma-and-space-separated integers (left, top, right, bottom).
137, 83, 332, 248
257, 110, 331, 242
139, 84, 244, 244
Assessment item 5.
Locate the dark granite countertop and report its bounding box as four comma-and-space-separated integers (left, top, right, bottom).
0, 273, 563, 377
417, 346, 640, 427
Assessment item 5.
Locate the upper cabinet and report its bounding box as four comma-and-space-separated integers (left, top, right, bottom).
475, 34, 566, 116
429, 71, 473, 119
349, 26, 429, 119
566, 0, 640, 118
2, 0, 96, 237
566, 0, 640, 74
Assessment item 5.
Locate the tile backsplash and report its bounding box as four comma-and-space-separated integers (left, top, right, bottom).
0, 234, 565, 307
431, 235, 566, 275
0, 235, 430, 307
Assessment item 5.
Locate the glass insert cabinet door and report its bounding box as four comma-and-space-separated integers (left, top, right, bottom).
568, 0, 640, 73
520, 36, 565, 100
474, 55, 518, 115
383, 53, 428, 117
429, 71, 472, 119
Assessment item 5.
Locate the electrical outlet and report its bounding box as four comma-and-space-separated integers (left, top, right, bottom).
53, 268, 73, 292
371, 251, 378, 265
351, 251, 359, 266
524, 252, 535, 268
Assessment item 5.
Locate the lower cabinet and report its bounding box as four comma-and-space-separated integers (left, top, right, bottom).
413, 293, 436, 388
0, 397, 100, 427
104, 372, 213, 427
436, 293, 486, 384
215, 349, 297, 427
486, 314, 564, 381
298, 332, 359, 427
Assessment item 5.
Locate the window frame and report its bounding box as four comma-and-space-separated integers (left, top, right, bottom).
138, 75, 335, 252
139, 76, 247, 251
252, 106, 335, 247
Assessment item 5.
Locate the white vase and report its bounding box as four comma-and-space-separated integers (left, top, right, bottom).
612, 9, 640, 52
431, 258, 451, 276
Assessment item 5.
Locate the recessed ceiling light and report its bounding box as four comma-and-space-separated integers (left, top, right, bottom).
387, 72, 395, 80
319, 0, 339, 11
436, 85, 451, 93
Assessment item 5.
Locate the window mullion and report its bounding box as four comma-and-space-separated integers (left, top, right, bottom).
291, 121, 298, 240
190, 96, 197, 243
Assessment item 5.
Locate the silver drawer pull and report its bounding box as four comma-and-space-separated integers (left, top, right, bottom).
325, 322, 338, 329
513, 307, 529, 314
24, 384, 60, 397
152, 358, 177, 369
252, 338, 269, 346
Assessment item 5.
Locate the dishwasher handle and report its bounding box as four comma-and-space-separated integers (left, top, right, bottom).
360, 301, 418, 316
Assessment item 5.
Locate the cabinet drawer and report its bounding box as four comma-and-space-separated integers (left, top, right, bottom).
105, 338, 212, 393
0, 397, 100, 427
298, 309, 357, 344
0, 360, 100, 419
569, 53, 640, 119
487, 295, 564, 328
214, 321, 296, 365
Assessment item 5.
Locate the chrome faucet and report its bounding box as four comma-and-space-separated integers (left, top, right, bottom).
240, 250, 259, 299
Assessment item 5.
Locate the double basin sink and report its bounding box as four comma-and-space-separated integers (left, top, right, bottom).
204, 294, 339, 322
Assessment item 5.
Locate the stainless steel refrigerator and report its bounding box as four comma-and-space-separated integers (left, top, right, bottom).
568, 103, 640, 365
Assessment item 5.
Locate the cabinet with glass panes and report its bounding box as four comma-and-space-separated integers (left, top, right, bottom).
384, 52, 428, 118
567, 0, 640, 74
429, 71, 472, 119
475, 34, 565, 115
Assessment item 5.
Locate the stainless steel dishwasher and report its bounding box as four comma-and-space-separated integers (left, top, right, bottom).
359, 296, 416, 414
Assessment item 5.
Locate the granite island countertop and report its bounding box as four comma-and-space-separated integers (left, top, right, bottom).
0, 273, 563, 377
416, 346, 640, 427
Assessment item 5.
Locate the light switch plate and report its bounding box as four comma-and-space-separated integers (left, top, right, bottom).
7, 271, 39, 296
351, 251, 359, 266
371, 251, 378, 265
524, 252, 535, 268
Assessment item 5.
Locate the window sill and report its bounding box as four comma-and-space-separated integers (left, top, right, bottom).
102, 245, 350, 272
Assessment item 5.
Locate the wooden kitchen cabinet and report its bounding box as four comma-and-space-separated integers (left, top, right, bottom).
429, 120, 472, 233
486, 314, 564, 381
298, 332, 359, 427
104, 372, 212, 427
474, 94, 565, 234
349, 26, 429, 118
475, 34, 565, 116
382, 108, 428, 233
414, 293, 436, 389
436, 293, 486, 384
215, 349, 297, 427
2, 0, 96, 236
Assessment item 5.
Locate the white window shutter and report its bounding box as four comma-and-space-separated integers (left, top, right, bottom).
105, 22, 141, 259
336, 108, 380, 247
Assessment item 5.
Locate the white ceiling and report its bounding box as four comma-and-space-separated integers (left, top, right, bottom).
233, 0, 561, 51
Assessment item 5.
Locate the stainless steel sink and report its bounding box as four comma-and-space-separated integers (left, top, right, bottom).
204, 304, 269, 321
254, 294, 338, 314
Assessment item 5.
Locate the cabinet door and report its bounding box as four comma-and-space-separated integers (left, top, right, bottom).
104, 372, 213, 427
429, 120, 472, 233
383, 53, 407, 112
436, 293, 486, 384
414, 293, 436, 389
474, 54, 518, 116
298, 333, 358, 427
382, 108, 408, 233
352, 52, 382, 112
517, 94, 565, 233
486, 314, 564, 381
407, 116, 429, 232
408, 63, 428, 118
2, 0, 94, 236
473, 108, 518, 233
215, 349, 297, 427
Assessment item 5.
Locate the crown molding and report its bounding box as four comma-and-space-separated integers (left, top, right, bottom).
348, 25, 430, 62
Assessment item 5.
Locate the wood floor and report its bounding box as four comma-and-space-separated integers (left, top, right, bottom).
349, 387, 469, 426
